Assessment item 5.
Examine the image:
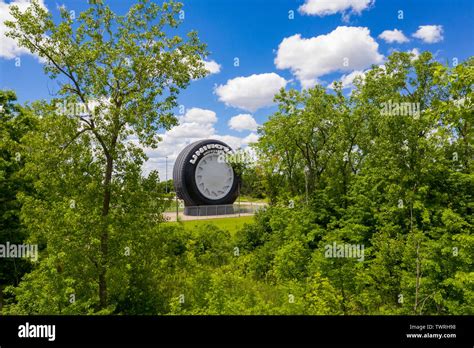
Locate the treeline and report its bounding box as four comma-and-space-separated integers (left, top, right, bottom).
239, 51, 473, 314
1, 51, 472, 315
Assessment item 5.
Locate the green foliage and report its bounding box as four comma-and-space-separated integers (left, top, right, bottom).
1, 34, 472, 315
3, 0, 207, 312
0, 90, 37, 305
249, 51, 473, 315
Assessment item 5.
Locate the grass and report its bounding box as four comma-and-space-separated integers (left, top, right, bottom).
238, 195, 268, 203
164, 205, 184, 213
169, 215, 254, 235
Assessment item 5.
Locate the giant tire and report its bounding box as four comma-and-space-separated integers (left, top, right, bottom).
173, 139, 240, 207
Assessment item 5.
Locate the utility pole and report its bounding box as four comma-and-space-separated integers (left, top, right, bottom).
165, 156, 168, 193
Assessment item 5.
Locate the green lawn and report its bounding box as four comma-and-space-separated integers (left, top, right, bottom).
172, 216, 254, 235
238, 195, 268, 203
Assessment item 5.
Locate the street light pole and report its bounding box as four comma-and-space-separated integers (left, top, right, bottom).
165, 156, 168, 193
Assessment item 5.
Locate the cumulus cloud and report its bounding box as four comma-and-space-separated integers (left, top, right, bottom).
0, 0, 47, 59
211, 135, 247, 151
275, 26, 384, 88
378, 29, 409, 43
164, 108, 216, 139
140, 111, 214, 178
165, 121, 215, 139
408, 48, 420, 60
202, 59, 221, 75
330, 70, 366, 89
141, 108, 217, 163
299, 0, 374, 18
412, 25, 443, 43
228, 114, 258, 132
180, 107, 217, 124
215, 73, 287, 112
242, 132, 259, 145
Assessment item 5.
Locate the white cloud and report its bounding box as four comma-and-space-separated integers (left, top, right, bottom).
165, 121, 215, 139
228, 114, 258, 132
275, 26, 384, 88
0, 0, 47, 59
242, 132, 259, 145
140, 121, 214, 179
299, 0, 374, 17
412, 25, 443, 43
202, 59, 221, 75
330, 70, 366, 89
378, 29, 409, 43
180, 107, 217, 124
215, 73, 287, 112
408, 48, 420, 60
211, 133, 259, 153
211, 135, 247, 151
144, 108, 218, 165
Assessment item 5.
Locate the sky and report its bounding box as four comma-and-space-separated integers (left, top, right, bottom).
1, 0, 473, 180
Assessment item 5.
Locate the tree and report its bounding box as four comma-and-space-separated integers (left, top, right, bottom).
249, 51, 473, 315
0, 90, 36, 310
5, 0, 207, 310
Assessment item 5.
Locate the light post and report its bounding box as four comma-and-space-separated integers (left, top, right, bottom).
165, 156, 168, 193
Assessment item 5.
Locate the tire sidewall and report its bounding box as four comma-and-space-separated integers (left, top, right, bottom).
176, 140, 240, 206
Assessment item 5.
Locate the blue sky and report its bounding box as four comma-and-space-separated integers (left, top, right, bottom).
1, 0, 473, 178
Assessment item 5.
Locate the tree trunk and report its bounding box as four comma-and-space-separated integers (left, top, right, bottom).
99, 155, 113, 309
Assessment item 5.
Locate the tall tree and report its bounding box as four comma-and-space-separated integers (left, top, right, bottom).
5, 0, 207, 309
